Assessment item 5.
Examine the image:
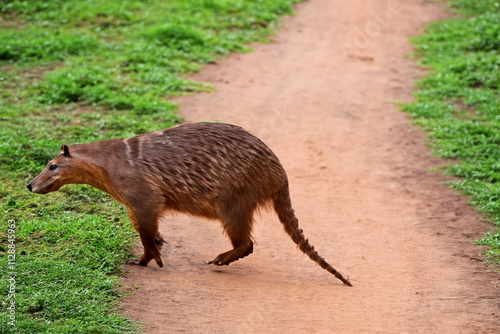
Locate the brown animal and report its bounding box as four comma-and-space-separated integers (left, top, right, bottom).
27, 122, 352, 286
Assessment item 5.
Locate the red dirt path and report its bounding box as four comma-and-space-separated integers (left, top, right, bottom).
121, 1, 500, 332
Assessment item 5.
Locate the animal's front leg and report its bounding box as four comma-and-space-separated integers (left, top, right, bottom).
127, 208, 164, 267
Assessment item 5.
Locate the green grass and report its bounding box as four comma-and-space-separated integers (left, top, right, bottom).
0, 0, 301, 332
404, 0, 500, 265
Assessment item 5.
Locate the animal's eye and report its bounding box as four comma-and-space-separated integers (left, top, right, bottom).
49, 163, 58, 170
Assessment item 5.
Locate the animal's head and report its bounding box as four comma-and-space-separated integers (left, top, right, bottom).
27, 144, 76, 194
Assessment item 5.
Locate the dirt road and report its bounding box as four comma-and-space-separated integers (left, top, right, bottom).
121, 1, 499, 332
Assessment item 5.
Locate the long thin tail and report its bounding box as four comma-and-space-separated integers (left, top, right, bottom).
273, 185, 353, 287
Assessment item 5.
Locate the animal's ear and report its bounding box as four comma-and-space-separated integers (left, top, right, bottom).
61, 144, 71, 157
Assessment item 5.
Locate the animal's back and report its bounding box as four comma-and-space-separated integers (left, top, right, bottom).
136, 122, 288, 216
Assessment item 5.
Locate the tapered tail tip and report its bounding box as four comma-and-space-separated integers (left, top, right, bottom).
338, 275, 353, 287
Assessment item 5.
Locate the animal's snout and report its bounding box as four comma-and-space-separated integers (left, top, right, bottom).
27, 183, 33, 192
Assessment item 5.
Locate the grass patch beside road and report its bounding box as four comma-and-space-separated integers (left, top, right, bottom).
0, 1, 301, 332
404, 0, 500, 264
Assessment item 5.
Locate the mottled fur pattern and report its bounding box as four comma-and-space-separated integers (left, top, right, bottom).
27, 122, 352, 286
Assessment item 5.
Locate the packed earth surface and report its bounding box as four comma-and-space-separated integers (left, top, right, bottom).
121, 0, 500, 332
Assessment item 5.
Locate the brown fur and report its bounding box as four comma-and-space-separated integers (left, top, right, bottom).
27, 122, 352, 286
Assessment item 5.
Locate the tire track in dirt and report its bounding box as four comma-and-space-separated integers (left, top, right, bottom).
121, 1, 500, 332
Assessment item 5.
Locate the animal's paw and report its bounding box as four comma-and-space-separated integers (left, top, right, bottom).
206, 243, 253, 266
128, 257, 148, 266
204, 258, 229, 266
205, 251, 237, 266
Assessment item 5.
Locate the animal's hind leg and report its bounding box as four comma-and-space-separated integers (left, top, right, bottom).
207, 205, 254, 266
